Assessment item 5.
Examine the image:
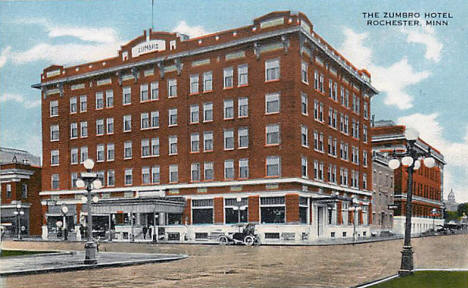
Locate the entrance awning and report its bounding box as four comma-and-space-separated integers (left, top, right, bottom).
89, 197, 185, 214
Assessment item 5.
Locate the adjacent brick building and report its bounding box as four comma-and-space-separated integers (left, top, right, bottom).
33, 11, 378, 242
371, 151, 394, 232
371, 120, 445, 235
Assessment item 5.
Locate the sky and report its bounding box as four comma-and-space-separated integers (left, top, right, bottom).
0, 0, 467, 202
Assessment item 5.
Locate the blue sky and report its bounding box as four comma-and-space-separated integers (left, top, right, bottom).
0, 0, 467, 201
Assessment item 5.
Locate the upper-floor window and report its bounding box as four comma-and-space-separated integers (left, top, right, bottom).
80, 121, 88, 137
265, 58, 280, 81
363, 102, 369, 119
151, 166, 160, 184
106, 118, 114, 134
22, 183, 28, 198
51, 150, 59, 166
95, 92, 104, 109
80, 95, 87, 112
140, 84, 149, 102
266, 156, 281, 177
238, 127, 249, 148
51, 174, 59, 190
168, 79, 177, 98
363, 125, 368, 143
190, 74, 199, 94
266, 124, 280, 145
169, 135, 178, 155
265, 93, 280, 114
107, 170, 115, 186
301, 157, 308, 178
168, 108, 177, 126
238, 64, 248, 86
203, 71, 213, 92
105, 90, 113, 108
80, 146, 88, 163
301, 125, 308, 147
301, 62, 308, 83
204, 131, 213, 151
71, 148, 78, 164
123, 115, 132, 132
151, 137, 160, 156
123, 87, 131, 105
96, 144, 105, 162
238, 97, 248, 118
6, 184, 11, 198
224, 129, 234, 150
203, 102, 213, 122
124, 141, 132, 159
224, 67, 233, 89
70, 97, 77, 113
301, 93, 308, 115
70, 122, 78, 139
96, 119, 104, 135
191, 163, 201, 182
190, 105, 199, 124
204, 162, 214, 180
150, 82, 159, 100
107, 143, 115, 161
239, 158, 249, 179
141, 139, 150, 157
50, 100, 58, 117
169, 164, 178, 183
125, 169, 133, 185
191, 133, 200, 153
151, 111, 159, 128
224, 99, 234, 119
141, 113, 150, 129
224, 159, 234, 179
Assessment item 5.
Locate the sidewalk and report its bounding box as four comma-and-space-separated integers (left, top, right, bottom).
0, 250, 187, 276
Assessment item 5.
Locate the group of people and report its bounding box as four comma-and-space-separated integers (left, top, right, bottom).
142, 226, 153, 240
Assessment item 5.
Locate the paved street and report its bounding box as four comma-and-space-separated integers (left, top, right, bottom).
2, 234, 468, 288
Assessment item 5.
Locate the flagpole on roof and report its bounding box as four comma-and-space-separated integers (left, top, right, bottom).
151, 0, 154, 30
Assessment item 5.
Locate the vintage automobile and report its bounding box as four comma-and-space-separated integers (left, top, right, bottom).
217, 223, 260, 246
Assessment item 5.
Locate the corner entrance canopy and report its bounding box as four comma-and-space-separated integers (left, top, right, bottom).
88, 197, 185, 215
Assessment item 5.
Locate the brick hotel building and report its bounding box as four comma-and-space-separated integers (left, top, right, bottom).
34, 11, 378, 243
371, 121, 445, 235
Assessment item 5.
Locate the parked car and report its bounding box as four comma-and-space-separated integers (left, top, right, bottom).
218, 223, 260, 246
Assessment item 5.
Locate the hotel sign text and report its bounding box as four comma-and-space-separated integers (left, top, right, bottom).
132, 40, 166, 57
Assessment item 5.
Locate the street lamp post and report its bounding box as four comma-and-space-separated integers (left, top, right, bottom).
348, 198, 361, 244
431, 208, 437, 232
387, 128, 436, 277
13, 202, 24, 240
75, 159, 102, 265
61, 205, 69, 241
232, 197, 247, 232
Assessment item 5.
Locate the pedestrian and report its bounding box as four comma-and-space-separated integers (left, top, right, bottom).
148, 226, 153, 241
142, 226, 148, 240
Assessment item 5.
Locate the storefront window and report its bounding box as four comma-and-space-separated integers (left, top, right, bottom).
192, 199, 213, 224
260, 197, 285, 224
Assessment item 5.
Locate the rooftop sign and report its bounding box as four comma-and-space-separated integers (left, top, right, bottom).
132, 39, 166, 57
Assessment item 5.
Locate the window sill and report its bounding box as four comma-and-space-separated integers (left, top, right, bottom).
238, 84, 249, 88
265, 79, 280, 84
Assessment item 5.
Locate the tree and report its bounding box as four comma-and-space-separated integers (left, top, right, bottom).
457, 203, 468, 217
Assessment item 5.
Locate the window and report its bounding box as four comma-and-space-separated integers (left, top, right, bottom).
151, 137, 159, 156
224, 160, 234, 179
169, 164, 178, 183
106, 118, 114, 134
124, 141, 132, 159
238, 127, 248, 148
168, 79, 177, 98
80, 95, 87, 112
168, 108, 177, 126
265, 93, 280, 114
51, 174, 59, 190
71, 173, 78, 189
190, 74, 199, 94
50, 100, 58, 117
301, 93, 308, 115
80, 121, 88, 137
301, 61, 308, 83
266, 156, 280, 177
124, 169, 133, 185
169, 135, 177, 155
51, 150, 59, 166
96, 92, 104, 109
363, 150, 368, 167
96, 119, 104, 135
204, 162, 214, 180
314, 71, 319, 90
141, 139, 150, 157
190, 105, 199, 124
142, 167, 150, 184
71, 148, 78, 164
238, 64, 248, 86
224, 129, 234, 150
140, 84, 149, 102
70, 97, 77, 113
260, 197, 285, 224
107, 170, 115, 186
204, 131, 213, 151
141, 113, 149, 129
301, 157, 307, 178
97, 171, 105, 187
107, 143, 115, 161
150, 82, 159, 100
239, 158, 249, 178
96, 144, 105, 162
151, 166, 160, 183
123, 115, 132, 132
225, 198, 248, 223
319, 74, 324, 93
123, 87, 131, 105
340, 168, 348, 186
203, 102, 213, 122
192, 199, 213, 224
150, 111, 159, 128
363, 125, 368, 143
80, 146, 88, 163
265, 58, 280, 81
191, 163, 201, 182
238, 97, 248, 118
363, 173, 367, 190
224, 99, 234, 119
6, 184, 11, 198
203, 71, 212, 92
70, 123, 78, 139
105, 90, 113, 108
191, 133, 200, 153
266, 124, 280, 145
224, 67, 233, 88
301, 126, 308, 147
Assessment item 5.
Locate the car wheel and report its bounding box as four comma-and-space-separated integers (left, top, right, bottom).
218, 236, 229, 245
244, 235, 255, 246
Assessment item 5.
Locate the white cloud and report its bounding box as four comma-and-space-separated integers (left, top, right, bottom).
172, 21, 209, 38
0, 129, 42, 161
397, 113, 468, 202
0, 46, 11, 68
339, 28, 430, 110
401, 26, 442, 63
0, 93, 41, 109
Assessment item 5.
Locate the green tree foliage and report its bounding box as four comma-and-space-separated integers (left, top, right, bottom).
457, 203, 468, 217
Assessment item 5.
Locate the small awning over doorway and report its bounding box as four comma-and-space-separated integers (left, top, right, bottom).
88, 197, 185, 214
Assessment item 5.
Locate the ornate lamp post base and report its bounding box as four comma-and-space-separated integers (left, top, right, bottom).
399, 245, 414, 276
84, 241, 98, 265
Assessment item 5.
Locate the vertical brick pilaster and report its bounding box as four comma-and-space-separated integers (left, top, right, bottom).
349, 211, 354, 225
337, 201, 342, 225
359, 209, 363, 225
41, 204, 48, 225
183, 198, 192, 225
248, 195, 259, 223
76, 203, 82, 224
285, 194, 299, 223
214, 197, 224, 224
368, 203, 372, 225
